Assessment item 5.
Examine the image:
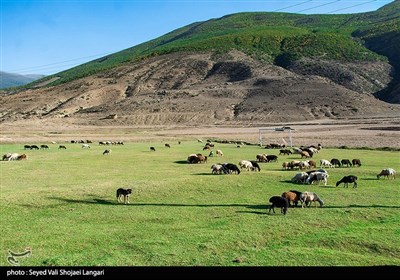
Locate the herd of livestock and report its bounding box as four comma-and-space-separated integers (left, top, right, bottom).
187, 142, 397, 215
2, 140, 397, 215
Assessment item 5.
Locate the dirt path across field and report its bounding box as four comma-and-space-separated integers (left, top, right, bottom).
1, 116, 399, 148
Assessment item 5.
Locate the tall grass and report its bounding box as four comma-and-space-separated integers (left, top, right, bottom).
0, 142, 399, 266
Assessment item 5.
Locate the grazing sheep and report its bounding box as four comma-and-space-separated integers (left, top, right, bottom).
165, 143, 171, 148
216, 149, 224, 157
211, 164, 224, 174
103, 149, 112, 155
282, 191, 301, 207
320, 159, 333, 168
24, 145, 31, 150
3, 153, 12, 161
300, 191, 324, 208
330, 158, 341, 168
299, 161, 310, 170
239, 160, 253, 171
279, 149, 292, 155
336, 175, 358, 188
377, 168, 396, 179
291, 172, 309, 184
17, 154, 27, 160
58, 145, 67, 149
307, 160, 317, 169
82, 144, 90, 149
282, 161, 290, 170
249, 161, 261, 172
268, 196, 289, 215
300, 151, 311, 159
292, 147, 303, 154
266, 155, 278, 162
341, 159, 352, 167
222, 163, 241, 174
150, 147, 156, 152
203, 145, 211, 151
255, 154, 267, 162
306, 171, 329, 186
40, 145, 49, 150
352, 159, 362, 167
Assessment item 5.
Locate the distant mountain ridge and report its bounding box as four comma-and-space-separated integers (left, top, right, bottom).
1, 1, 399, 126
0, 71, 45, 89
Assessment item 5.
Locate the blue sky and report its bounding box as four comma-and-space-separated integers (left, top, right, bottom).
1, 0, 394, 75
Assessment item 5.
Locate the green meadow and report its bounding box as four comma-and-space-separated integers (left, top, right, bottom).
1, 141, 399, 266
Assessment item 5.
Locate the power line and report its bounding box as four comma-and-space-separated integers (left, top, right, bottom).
326, 0, 378, 14
273, 0, 313, 12
297, 0, 341, 13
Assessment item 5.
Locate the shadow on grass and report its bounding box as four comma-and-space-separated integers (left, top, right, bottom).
47, 197, 400, 210
48, 197, 268, 210
173, 160, 188, 164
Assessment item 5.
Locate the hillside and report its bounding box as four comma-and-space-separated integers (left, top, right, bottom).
0, 71, 45, 89
1, 1, 399, 127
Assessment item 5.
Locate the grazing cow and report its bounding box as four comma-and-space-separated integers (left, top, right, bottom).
352, 159, 362, 167
103, 149, 111, 155
59, 145, 67, 149
336, 175, 358, 188
24, 145, 31, 150
216, 150, 224, 157
341, 159, 352, 167
40, 145, 49, 150
30, 145, 39, 150
165, 143, 171, 148
150, 147, 156, 152
82, 144, 90, 149
268, 196, 289, 215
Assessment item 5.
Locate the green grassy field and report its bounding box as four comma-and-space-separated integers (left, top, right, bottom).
1, 141, 399, 266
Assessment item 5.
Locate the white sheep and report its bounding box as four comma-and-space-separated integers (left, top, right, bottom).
306, 171, 329, 186
291, 172, 309, 184
320, 159, 333, 168
238, 160, 253, 171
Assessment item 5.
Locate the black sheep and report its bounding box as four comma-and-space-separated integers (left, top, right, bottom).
250, 161, 261, 172
222, 163, 241, 174
268, 196, 289, 215
336, 175, 358, 188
